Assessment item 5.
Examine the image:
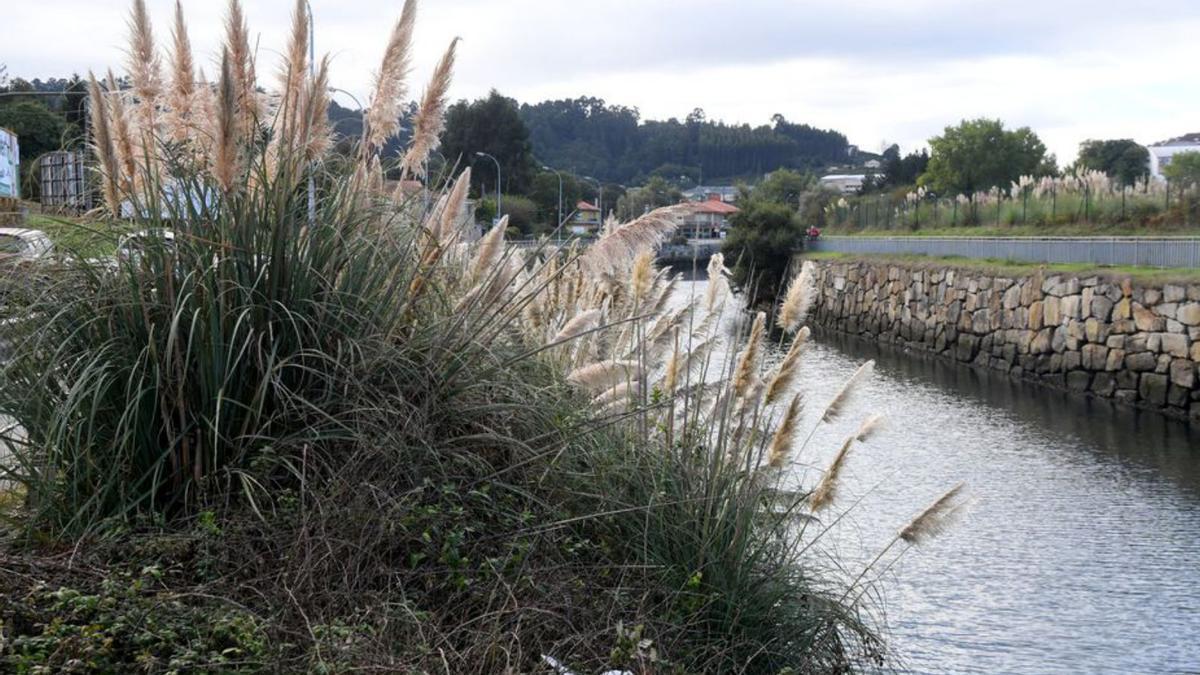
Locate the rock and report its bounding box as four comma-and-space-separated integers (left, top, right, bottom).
1144, 288, 1162, 305
1139, 373, 1170, 406
1061, 295, 1082, 321
1170, 359, 1196, 388
1163, 284, 1187, 303
1157, 354, 1173, 374
1091, 295, 1114, 321
1043, 297, 1062, 326
1105, 349, 1126, 372
971, 310, 991, 335
1052, 327, 1068, 353
1017, 330, 1034, 355
1161, 333, 1189, 358
1031, 328, 1054, 354
1111, 298, 1132, 321
1067, 371, 1092, 393
1155, 302, 1179, 319
1193, 342, 1200, 362
1106, 335, 1126, 350
1126, 334, 1149, 353
1082, 344, 1109, 371
1190, 286, 1200, 301
1029, 301, 1044, 330
956, 335, 978, 362
1003, 284, 1022, 310
1133, 303, 1165, 332
1116, 370, 1139, 390
1148, 333, 1163, 352
1125, 352, 1158, 372
1168, 384, 1190, 408
1084, 318, 1109, 344
1115, 389, 1140, 405
1063, 351, 1083, 371
1091, 372, 1117, 397
1192, 402, 1200, 423
1177, 303, 1200, 327
1110, 319, 1137, 335
1167, 319, 1185, 334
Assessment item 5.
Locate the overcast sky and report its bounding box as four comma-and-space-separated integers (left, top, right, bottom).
5, 0, 1199, 164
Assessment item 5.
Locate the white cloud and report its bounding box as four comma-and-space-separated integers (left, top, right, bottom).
3, 0, 1198, 166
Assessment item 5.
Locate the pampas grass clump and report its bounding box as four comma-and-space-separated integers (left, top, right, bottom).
0, 2, 963, 672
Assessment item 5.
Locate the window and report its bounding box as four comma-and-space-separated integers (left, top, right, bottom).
0, 235, 25, 255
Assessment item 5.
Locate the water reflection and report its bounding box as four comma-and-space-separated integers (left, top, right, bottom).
677, 278, 1200, 674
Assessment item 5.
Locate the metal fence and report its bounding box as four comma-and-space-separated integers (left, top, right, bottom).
807, 236, 1200, 269
38, 151, 91, 213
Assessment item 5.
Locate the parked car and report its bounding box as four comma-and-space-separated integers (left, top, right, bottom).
0, 228, 54, 262
115, 229, 177, 264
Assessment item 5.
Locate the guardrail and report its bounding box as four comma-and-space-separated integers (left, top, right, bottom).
507, 238, 724, 262
806, 236, 1200, 269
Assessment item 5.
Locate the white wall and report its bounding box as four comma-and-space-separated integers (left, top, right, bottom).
1149, 143, 1200, 180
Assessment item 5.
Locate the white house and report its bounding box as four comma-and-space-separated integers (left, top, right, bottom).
1147, 133, 1200, 180
819, 174, 865, 195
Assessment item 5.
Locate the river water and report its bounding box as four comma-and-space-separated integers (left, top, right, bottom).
787, 323, 1200, 674
672, 275, 1200, 673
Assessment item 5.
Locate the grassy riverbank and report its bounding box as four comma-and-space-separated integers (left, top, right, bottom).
802, 251, 1200, 286
818, 222, 1200, 238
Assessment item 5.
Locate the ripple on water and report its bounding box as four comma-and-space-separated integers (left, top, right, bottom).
787, 332, 1200, 675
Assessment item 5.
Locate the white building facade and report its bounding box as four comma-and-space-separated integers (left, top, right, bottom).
1147, 134, 1200, 180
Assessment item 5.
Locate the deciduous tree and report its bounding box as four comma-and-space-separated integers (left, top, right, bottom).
921, 118, 1051, 195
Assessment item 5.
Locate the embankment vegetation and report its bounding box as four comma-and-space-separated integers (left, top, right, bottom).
0, 1, 966, 671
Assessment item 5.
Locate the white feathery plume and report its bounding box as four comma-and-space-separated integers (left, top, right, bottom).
400, 37, 458, 179
732, 311, 766, 398
778, 260, 817, 334
469, 215, 508, 284
87, 73, 121, 214
766, 393, 805, 469
126, 0, 162, 134
821, 360, 875, 423
567, 360, 640, 392
432, 168, 471, 245
166, 0, 195, 143
764, 326, 810, 405
553, 309, 602, 342
578, 205, 687, 276
899, 484, 969, 544
855, 414, 885, 442
592, 381, 633, 409
364, 0, 417, 156
808, 435, 855, 511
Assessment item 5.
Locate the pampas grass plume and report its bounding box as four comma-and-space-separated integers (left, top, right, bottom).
767, 393, 804, 469
400, 37, 457, 179
899, 483, 968, 544
821, 360, 874, 423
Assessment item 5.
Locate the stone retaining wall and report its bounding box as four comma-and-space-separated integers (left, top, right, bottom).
809, 260, 1200, 422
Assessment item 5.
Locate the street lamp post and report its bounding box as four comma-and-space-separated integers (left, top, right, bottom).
475, 151, 501, 225
542, 164, 563, 238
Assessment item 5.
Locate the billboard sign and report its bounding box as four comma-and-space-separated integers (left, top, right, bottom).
0, 128, 18, 199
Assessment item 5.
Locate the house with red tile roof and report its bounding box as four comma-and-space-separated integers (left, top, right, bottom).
678, 195, 739, 241
568, 200, 602, 234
